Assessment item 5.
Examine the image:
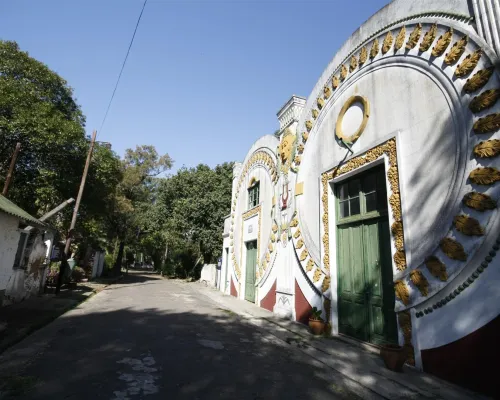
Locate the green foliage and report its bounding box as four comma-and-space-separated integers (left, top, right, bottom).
0, 40, 122, 242
310, 307, 323, 321
104, 253, 114, 269
141, 162, 233, 278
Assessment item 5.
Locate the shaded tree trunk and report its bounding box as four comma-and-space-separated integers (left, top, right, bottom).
113, 241, 125, 275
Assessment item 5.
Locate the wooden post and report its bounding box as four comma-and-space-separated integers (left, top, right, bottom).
2, 142, 21, 197
64, 130, 97, 256
56, 131, 97, 294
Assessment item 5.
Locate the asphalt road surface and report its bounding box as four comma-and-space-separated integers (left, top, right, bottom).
0, 273, 363, 400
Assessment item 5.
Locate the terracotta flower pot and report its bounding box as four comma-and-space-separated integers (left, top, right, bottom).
308, 319, 325, 335
380, 344, 407, 372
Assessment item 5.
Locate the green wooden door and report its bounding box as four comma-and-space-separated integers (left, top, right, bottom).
245, 240, 257, 302
336, 165, 397, 345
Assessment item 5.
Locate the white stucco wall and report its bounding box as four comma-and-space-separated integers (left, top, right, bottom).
230, 135, 278, 297
0, 213, 20, 293
4, 233, 47, 304
220, 236, 231, 293
292, 0, 500, 362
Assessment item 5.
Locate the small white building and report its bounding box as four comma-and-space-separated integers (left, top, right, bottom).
219, 0, 500, 396
0, 194, 53, 305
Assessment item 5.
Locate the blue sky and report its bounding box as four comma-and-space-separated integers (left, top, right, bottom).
1, 0, 389, 172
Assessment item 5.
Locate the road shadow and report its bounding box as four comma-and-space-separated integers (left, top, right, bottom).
0, 304, 366, 400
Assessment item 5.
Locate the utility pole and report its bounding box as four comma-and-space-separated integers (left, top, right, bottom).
2, 142, 21, 197
56, 131, 97, 294
64, 130, 97, 255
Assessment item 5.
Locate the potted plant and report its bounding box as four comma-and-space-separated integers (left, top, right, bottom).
308, 307, 325, 335
380, 344, 407, 372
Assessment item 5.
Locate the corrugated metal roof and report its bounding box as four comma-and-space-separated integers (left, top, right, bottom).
0, 194, 46, 227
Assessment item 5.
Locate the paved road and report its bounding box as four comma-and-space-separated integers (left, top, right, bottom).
0, 273, 362, 400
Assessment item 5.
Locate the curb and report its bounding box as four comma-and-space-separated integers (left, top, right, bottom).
188, 282, 485, 400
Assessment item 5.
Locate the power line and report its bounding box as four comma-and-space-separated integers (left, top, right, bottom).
98, 0, 148, 136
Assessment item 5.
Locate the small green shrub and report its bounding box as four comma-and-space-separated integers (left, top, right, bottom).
310, 306, 323, 321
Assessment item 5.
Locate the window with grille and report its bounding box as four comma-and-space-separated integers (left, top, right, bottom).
13, 231, 29, 269
248, 182, 260, 209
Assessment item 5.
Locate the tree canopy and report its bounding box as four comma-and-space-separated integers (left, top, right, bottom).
0, 40, 234, 278
0, 40, 121, 224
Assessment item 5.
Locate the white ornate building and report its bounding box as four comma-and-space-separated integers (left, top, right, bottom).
219, 0, 500, 396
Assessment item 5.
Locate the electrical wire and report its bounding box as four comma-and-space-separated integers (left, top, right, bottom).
98, 0, 148, 136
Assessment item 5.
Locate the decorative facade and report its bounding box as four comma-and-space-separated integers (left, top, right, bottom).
218, 1, 500, 396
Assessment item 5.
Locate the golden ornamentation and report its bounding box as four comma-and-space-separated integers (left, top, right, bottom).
306, 259, 314, 272
398, 311, 412, 344
387, 166, 399, 191
297, 144, 305, 154
406, 23, 422, 49
340, 64, 348, 81
394, 26, 406, 51
425, 256, 448, 281
265, 252, 270, 262
440, 238, 467, 261
470, 89, 500, 113
350, 55, 358, 72
296, 239, 304, 249
390, 192, 402, 220
294, 155, 301, 166
464, 67, 494, 93
317, 97, 325, 110
290, 218, 298, 228
324, 85, 332, 99
295, 182, 304, 196
312, 109, 319, 119
293, 228, 301, 239
313, 268, 322, 283
410, 270, 429, 296
272, 224, 278, 233
300, 249, 308, 261
444, 36, 468, 65
302, 131, 309, 143
281, 232, 287, 242
463, 192, 497, 211
432, 28, 453, 57
469, 167, 500, 185
335, 95, 370, 143
395, 280, 410, 305
321, 276, 331, 292
278, 129, 296, 175
394, 250, 407, 271
370, 39, 379, 59
473, 113, 500, 134
359, 47, 368, 65
243, 205, 260, 220
474, 140, 500, 158
398, 311, 415, 365
382, 31, 394, 54
455, 49, 482, 78
305, 120, 313, 132
323, 298, 331, 322
268, 243, 273, 253
332, 76, 340, 90
391, 220, 404, 251
248, 176, 258, 188
454, 215, 484, 236
419, 24, 437, 52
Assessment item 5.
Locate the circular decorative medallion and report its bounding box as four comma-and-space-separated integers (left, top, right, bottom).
335, 95, 370, 144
